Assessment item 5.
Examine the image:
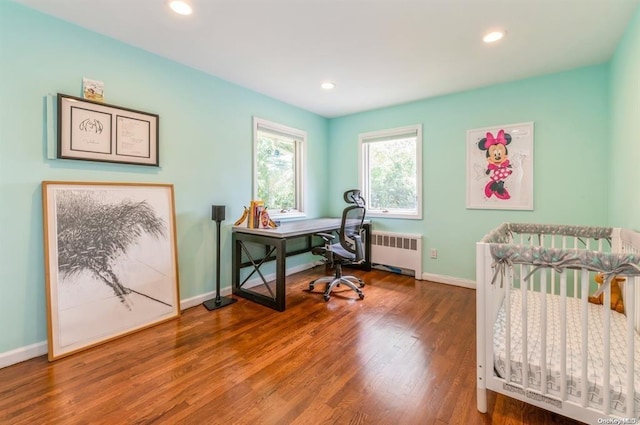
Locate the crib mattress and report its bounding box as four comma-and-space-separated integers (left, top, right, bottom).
493, 289, 640, 417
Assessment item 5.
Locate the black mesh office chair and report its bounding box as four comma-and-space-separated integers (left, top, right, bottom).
309, 189, 366, 301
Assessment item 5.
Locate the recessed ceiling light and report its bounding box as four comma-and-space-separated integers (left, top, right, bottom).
321, 81, 336, 90
169, 1, 192, 15
483, 30, 505, 43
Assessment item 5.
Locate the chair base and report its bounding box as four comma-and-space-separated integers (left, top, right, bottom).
309, 275, 365, 301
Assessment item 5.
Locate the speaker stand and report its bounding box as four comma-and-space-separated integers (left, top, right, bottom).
203, 295, 237, 310
203, 213, 236, 311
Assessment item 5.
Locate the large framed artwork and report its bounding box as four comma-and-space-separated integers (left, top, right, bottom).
57, 94, 159, 166
466, 122, 534, 210
42, 182, 180, 360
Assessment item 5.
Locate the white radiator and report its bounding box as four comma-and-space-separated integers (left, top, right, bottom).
370, 231, 422, 279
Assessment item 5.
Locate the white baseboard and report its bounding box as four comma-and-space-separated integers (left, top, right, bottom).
0, 262, 321, 369
179, 288, 233, 310
421, 272, 476, 289
0, 341, 48, 369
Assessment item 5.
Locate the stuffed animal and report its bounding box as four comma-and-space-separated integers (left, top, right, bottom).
588, 272, 625, 314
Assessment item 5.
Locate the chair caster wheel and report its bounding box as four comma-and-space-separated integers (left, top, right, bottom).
323, 294, 330, 301
359, 281, 365, 287
358, 293, 365, 300
309, 284, 315, 291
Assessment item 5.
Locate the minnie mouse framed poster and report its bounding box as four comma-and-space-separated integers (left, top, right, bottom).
466, 122, 534, 210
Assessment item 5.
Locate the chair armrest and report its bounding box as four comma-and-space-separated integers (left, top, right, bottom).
314, 232, 336, 243
352, 234, 364, 261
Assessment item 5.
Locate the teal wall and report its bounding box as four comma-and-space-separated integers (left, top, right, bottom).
329, 65, 611, 281
609, 5, 640, 231
1, 0, 637, 358
0, 2, 329, 353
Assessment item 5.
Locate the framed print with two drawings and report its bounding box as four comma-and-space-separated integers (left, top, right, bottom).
57, 93, 159, 166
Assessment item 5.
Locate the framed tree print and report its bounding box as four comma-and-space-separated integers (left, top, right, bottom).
466, 122, 534, 210
42, 181, 180, 360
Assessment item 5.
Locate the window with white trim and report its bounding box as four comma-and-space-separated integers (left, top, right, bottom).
253, 117, 305, 219
359, 125, 422, 219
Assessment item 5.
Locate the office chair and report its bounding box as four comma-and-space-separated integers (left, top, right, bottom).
309, 189, 366, 301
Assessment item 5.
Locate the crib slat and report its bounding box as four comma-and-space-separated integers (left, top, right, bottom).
580, 268, 589, 408
560, 272, 567, 400
521, 266, 528, 390
602, 278, 611, 415
540, 270, 548, 394
505, 267, 512, 384
626, 280, 635, 418
560, 236, 568, 296
551, 237, 556, 294
635, 276, 640, 340
574, 238, 579, 298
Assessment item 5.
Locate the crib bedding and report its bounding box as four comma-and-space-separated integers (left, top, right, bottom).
493, 289, 640, 417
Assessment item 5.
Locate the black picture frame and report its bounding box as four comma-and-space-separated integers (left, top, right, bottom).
57, 93, 159, 166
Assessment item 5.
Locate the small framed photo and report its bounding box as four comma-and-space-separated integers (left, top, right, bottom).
42, 181, 180, 360
57, 93, 159, 166
82, 78, 104, 102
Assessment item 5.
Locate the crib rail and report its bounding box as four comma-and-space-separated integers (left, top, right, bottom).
618, 228, 640, 332
477, 223, 640, 423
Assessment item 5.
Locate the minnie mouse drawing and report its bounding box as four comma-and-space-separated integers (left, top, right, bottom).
478, 129, 512, 200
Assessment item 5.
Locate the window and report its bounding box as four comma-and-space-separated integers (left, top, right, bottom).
359, 125, 422, 219
253, 117, 305, 219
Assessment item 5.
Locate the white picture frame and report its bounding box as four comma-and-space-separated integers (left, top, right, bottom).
466, 122, 534, 210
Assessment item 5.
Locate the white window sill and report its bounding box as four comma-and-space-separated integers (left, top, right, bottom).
366, 211, 422, 220
269, 211, 307, 221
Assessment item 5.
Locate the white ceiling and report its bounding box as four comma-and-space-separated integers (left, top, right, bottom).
13, 0, 640, 118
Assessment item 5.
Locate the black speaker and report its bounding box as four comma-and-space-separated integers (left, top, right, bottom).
211, 205, 225, 222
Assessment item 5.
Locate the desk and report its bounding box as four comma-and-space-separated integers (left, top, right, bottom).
232, 218, 371, 311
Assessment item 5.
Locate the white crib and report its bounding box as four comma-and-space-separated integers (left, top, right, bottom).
476, 223, 640, 423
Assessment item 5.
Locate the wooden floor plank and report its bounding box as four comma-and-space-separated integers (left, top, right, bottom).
0, 267, 585, 424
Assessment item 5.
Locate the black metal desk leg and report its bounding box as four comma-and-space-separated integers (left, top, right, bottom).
232, 232, 240, 295
275, 238, 286, 311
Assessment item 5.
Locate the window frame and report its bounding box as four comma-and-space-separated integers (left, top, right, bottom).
252, 117, 306, 220
358, 124, 423, 220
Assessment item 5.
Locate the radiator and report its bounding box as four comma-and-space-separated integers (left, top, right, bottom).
370, 231, 422, 279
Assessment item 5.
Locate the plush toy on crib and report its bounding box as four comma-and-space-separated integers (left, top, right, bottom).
588, 272, 625, 314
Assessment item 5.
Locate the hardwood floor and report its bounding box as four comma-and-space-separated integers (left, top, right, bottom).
0, 267, 585, 425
